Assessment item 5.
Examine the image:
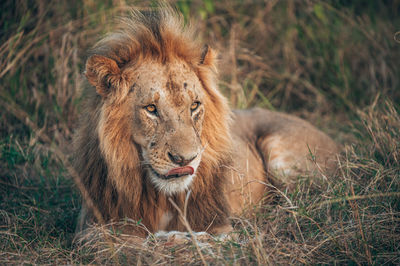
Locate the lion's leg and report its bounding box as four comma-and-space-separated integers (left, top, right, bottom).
255, 123, 339, 188
230, 108, 339, 213
256, 135, 310, 187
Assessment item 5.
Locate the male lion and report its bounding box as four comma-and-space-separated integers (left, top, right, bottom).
74, 6, 339, 236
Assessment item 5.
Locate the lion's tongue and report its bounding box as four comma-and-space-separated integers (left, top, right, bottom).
166, 166, 194, 178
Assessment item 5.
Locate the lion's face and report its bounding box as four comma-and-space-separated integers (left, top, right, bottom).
127, 59, 206, 194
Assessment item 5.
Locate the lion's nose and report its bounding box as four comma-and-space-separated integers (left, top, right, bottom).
168, 152, 196, 166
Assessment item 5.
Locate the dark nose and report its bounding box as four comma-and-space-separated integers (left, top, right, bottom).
168, 152, 196, 166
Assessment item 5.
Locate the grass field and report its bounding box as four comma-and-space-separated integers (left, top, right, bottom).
1, 0, 399, 264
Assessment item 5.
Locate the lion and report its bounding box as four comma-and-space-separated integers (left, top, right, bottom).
73, 6, 339, 237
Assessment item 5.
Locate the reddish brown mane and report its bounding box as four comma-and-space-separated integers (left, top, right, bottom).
90, 8, 202, 70
74, 6, 233, 235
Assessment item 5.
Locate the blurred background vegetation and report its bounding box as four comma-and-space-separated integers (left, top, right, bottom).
1, 0, 399, 264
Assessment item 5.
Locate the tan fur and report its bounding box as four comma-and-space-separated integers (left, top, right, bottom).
74, 5, 339, 236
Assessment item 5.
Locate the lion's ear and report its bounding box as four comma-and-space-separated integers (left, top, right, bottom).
200, 45, 217, 70
85, 55, 121, 97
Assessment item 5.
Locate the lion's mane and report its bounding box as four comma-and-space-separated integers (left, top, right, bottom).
74, 7, 233, 235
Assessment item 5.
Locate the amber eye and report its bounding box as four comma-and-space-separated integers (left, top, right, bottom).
190, 101, 200, 112
145, 104, 157, 114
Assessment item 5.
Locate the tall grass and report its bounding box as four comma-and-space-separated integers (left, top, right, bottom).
1, 0, 399, 264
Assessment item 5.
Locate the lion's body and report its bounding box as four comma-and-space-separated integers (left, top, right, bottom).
228, 108, 339, 214
74, 6, 339, 236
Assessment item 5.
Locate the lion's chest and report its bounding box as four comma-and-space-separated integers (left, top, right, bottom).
157, 211, 174, 231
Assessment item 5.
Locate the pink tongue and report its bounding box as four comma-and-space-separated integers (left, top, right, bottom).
166, 166, 194, 177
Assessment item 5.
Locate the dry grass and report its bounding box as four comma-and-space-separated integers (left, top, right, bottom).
1, 0, 399, 264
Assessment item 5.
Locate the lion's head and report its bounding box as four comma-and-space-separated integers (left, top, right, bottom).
90, 55, 211, 195
77, 6, 232, 225
124, 59, 207, 194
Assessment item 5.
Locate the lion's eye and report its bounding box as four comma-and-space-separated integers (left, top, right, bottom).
145, 104, 157, 114
190, 101, 200, 112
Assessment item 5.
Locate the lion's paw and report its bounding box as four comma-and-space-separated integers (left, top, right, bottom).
147, 230, 211, 246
